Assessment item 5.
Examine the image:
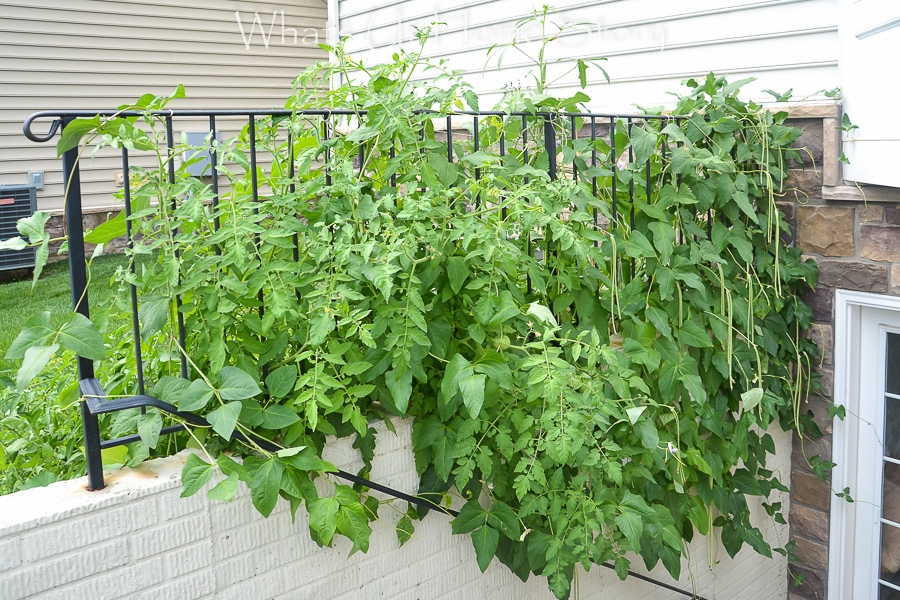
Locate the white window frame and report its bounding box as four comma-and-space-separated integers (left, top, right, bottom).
830, 289, 900, 597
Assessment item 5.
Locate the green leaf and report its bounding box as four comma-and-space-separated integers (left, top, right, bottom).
0, 236, 26, 251
266, 366, 297, 399
471, 525, 500, 572
18, 211, 50, 244
677, 318, 713, 348
630, 126, 658, 165
452, 499, 487, 534
447, 257, 470, 295
742, 526, 772, 558
487, 502, 520, 540
644, 306, 672, 338
84, 211, 127, 244
463, 89, 480, 112
526, 302, 557, 327
6, 312, 54, 359
308, 496, 340, 544
441, 354, 470, 405
58, 313, 105, 360
16, 344, 58, 391
261, 404, 300, 429
138, 411, 163, 449
577, 59, 588, 89
458, 373, 486, 417
397, 515, 414, 545
139, 296, 170, 338
309, 310, 336, 346
281, 447, 338, 472
741, 387, 764, 411
181, 453, 214, 497
57, 116, 101, 156
281, 466, 319, 502
625, 405, 646, 425
206, 401, 242, 440
345, 126, 379, 143
250, 457, 283, 517
218, 366, 261, 400
615, 503, 644, 548
176, 379, 215, 412
336, 502, 371, 552
385, 368, 413, 413
208, 473, 240, 502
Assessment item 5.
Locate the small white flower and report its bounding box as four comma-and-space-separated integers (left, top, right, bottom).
616, 160, 627, 170
666, 441, 679, 454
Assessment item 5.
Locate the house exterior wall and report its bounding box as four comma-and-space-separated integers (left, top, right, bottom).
332, 0, 840, 113
0, 419, 790, 600
0, 0, 328, 212
779, 107, 900, 599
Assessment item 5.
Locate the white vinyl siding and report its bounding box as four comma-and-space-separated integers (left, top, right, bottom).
0, 0, 328, 211
334, 0, 839, 113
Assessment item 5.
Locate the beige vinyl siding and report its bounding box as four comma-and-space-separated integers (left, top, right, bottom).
334, 0, 839, 113
0, 0, 328, 211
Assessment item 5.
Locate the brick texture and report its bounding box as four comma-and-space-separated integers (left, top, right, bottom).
0, 421, 792, 600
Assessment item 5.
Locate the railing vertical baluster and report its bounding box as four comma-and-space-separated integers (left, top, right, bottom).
166, 116, 188, 380
544, 116, 556, 182
610, 117, 617, 229
544, 116, 556, 292
570, 115, 577, 182
591, 116, 598, 234
122, 146, 145, 397
499, 118, 506, 221
473, 116, 480, 209
61, 119, 103, 490
446, 115, 453, 162
646, 128, 652, 209
249, 116, 268, 383
289, 133, 298, 264
521, 114, 529, 183
390, 140, 396, 189
628, 118, 635, 279
209, 116, 221, 256
323, 114, 331, 187
523, 114, 531, 295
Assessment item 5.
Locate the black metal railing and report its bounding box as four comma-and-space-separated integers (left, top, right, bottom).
23, 107, 708, 600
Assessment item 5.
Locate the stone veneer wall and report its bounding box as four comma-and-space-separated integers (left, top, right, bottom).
779, 106, 900, 599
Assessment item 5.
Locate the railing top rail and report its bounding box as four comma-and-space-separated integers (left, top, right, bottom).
23, 109, 685, 143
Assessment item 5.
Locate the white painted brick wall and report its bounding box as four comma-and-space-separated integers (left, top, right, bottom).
0, 420, 790, 600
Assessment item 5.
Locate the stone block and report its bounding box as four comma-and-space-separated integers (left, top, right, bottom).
860, 204, 884, 223
792, 536, 829, 571
804, 286, 834, 321
792, 470, 831, 511
806, 323, 833, 366
786, 170, 823, 199
793, 432, 832, 470
860, 225, 900, 262
789, 562, 826, 600
796, 206, 855, 256
790, 504, 829, 543
885, 204, 900, 225
818, 261, 887, 293
800, 395, 835, 435
892, 264, 900, 296
815, 366, 833, 398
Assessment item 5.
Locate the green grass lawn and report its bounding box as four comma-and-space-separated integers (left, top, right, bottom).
0, 254, 129, 373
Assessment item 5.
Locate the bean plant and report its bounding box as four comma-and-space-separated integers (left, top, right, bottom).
2, 26, 820, 599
